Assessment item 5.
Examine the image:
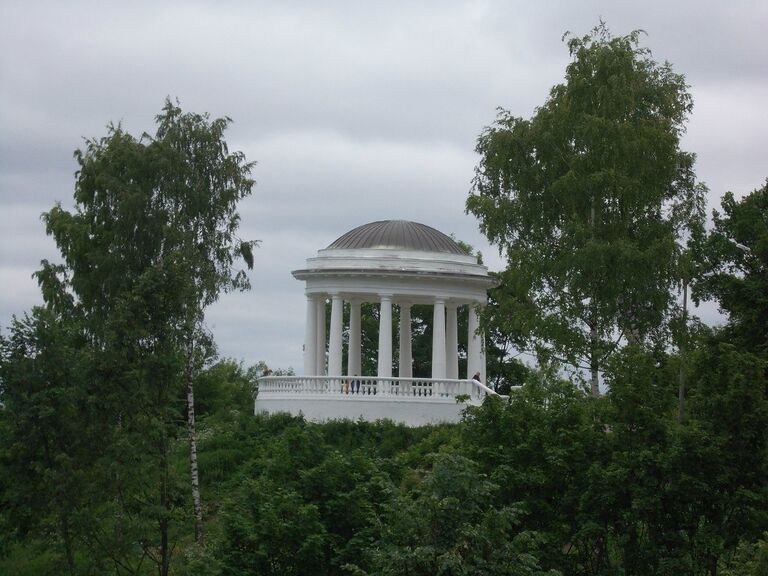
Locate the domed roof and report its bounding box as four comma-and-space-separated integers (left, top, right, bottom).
327, 220, 466, 255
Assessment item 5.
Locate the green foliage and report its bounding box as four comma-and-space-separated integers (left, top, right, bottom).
3, 336, 768, 574
219, 477, 330, 576
694, 179, 768, 355
468, 23, 705, 390
687, 341, 768, 546
0, 540, 62, 576
0, 308, 95, 572
0, 100, 256, 575
195, 359, 257, 418
456, 342, 768, 576
349, 453, 559, 576
483, 269, 533, 391
462, 374, 602, 572
721, 532, 768, 576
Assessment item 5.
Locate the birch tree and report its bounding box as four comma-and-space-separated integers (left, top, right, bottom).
467, 24, 704, 394
42, 100, 256, 572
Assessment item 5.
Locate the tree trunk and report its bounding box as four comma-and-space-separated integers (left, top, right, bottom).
590, 323, 600, 397
709, 554, 718, 576
589, 199, 600, 397
625, 309, 641, 345
590, 360, 600, 396
677, 280, 688, 423
187, 351, 204, 545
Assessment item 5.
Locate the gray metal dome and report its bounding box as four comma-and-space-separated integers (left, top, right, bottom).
327, 220, 466, 255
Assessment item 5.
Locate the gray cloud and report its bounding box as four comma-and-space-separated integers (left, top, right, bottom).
2, 0, 766, 369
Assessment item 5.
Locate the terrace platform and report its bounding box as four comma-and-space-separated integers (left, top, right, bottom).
255, 375, 504, 426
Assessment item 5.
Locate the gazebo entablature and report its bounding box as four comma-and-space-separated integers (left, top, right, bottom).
298, 272, 491, 306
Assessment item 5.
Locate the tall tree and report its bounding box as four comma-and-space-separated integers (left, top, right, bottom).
150, 101, 257, 546
41, 100, 256, 572
467, 23, 705, 395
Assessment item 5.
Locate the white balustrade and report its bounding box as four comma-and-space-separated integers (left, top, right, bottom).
255, 375, 501, 405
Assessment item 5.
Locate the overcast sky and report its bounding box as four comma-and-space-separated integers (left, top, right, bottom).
1, 0, 766, 371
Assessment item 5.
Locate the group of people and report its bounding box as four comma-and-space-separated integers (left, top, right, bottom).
343, 377, 362, 394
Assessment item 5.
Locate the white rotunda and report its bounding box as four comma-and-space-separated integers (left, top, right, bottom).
255, 220, 501, 425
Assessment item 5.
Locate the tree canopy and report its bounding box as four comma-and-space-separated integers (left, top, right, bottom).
694, 179, 768, 355
467, 24, 705, 394
1, 100, 256, 575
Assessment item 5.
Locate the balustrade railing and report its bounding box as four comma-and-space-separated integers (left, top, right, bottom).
256, 375, 500, 404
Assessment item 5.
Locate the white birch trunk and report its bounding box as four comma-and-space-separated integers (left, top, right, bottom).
186, 354, 204, 545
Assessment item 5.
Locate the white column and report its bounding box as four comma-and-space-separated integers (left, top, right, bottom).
378, 295, 393, 378
398, 303, 412, 378
315, 296, 326, 375
348, 299, 361, 377
467, 303, 481, 380
303, 295, 317, 375
328, 294, 344, 377
431, 298, 446, 379
446, 302, 458, 379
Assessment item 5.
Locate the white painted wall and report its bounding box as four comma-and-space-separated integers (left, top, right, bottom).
255, 395, 469, 426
